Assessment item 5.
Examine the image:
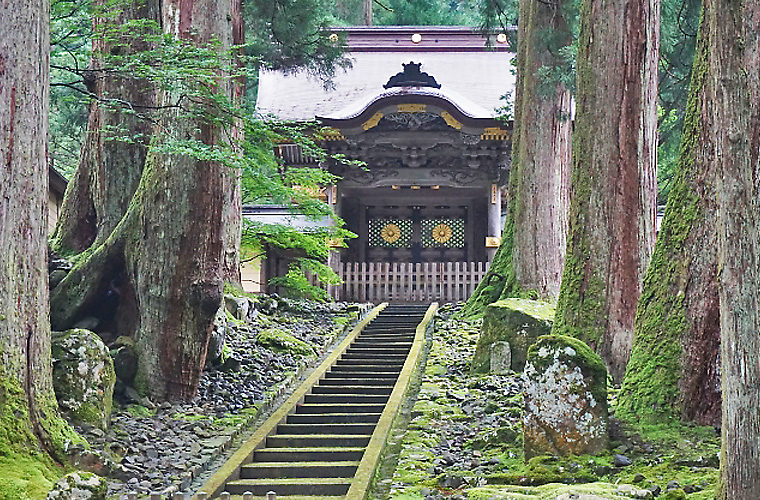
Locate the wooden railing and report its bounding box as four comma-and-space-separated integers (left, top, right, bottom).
326, 261, 490, 303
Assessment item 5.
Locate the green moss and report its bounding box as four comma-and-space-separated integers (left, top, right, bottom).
527, 335, 606, 377
126, 404, 156, 418
0, 455, 62, 500
256, 328, 316, 356
0, 374, 78, 499
493, 299, 556, 323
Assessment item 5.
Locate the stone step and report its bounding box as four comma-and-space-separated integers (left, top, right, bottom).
253, 447, 365, 462
344, 347, 410, 356
285, 413, 382, 424
266, 434, 371, 448
318, 377, 397, 386
310, 385, 393, 395
277, 423, 376, 435
239, 460, 360, 479
303, 393, 390, 404
295, 403, 387, 414
330, 364, 403, 373
324, 370, 399, 379
225, 477, 352, 496
340, 352, 409, 361
340, 356, 408, 365
350, 341, 412, 348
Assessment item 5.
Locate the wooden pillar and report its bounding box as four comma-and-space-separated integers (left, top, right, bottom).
487, 183, 502, 261
326, 184, 342, 300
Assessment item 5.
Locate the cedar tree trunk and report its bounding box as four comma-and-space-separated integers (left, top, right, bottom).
460, 0, 571, 316
0, 0, 80, 461
508, 0, 571, 300
710, 0, 760, 496
552, 0, 659, 382
618, 10, 721, 426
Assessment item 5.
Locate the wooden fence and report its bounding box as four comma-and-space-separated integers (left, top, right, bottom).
324, 261, 490, 303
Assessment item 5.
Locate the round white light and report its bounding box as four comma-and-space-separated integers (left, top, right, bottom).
497, 33, 508, 44
411, 33, 422, 44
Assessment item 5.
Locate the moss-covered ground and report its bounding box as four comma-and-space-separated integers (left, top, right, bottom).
379, 304, 719, 500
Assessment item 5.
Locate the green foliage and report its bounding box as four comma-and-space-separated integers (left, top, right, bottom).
50, 0, 91, 178
256, 328, 316, 356
658, 0, 700, 204
246, 0, 350, 80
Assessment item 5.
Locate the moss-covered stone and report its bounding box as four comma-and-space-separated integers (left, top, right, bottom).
46, 471, 107, 500
52, 329, 116, 430
256, 328, 316, 356
523, 335, 608, 460
472, 299, 555, 374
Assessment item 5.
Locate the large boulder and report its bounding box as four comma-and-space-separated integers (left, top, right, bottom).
523, 335, 608, 459
46, 471, 107, 500
471, 299, 555, 374
52, 329, 116, 430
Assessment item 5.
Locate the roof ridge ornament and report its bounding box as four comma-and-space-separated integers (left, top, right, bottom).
383, 62, 441, 89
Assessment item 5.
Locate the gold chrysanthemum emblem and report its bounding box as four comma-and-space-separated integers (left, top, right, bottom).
381, 223, 402, 243
432, 223, 453, 243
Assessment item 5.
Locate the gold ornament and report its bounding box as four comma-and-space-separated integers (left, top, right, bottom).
432, 223, 453, 244
381, 223, 402, 244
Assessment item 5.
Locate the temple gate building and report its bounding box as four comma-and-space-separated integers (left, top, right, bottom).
252, 26, 515, 302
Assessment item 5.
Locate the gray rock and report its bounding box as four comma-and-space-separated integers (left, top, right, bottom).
224, 294, 251, 321
52, 329, 116, 430
523, 335, 608, 459
112, 344, 138, 384
206, 326, 226, 365
489, 341, 512, 375
614, 454, 633, 467
72, 316, 100, 331
46, 471, 107, 500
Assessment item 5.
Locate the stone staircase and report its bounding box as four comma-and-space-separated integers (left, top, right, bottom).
219, 304, 431, 499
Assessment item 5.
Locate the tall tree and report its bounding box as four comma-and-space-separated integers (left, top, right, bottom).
709, 0, 760, 495
618, 9, 721, 426
462, 0, 571, 317
0, 0, 82, 477
552, 0, 659, 381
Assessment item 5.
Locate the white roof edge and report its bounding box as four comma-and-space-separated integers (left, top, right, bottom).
320, 86, 495, 121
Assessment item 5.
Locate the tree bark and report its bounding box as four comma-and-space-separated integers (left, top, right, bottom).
552, 0, 659, 382
710, 0, 760, 495
51, 0, 159, 255
363, 0, 373, 26
0, 0, 80, 461
618, 10, 721, 426
509, 0, 571, 300
132, 0, 243, 401
460, 0, 571, 317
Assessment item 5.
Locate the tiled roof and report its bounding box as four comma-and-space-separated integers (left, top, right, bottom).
256, 27, 516, 122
